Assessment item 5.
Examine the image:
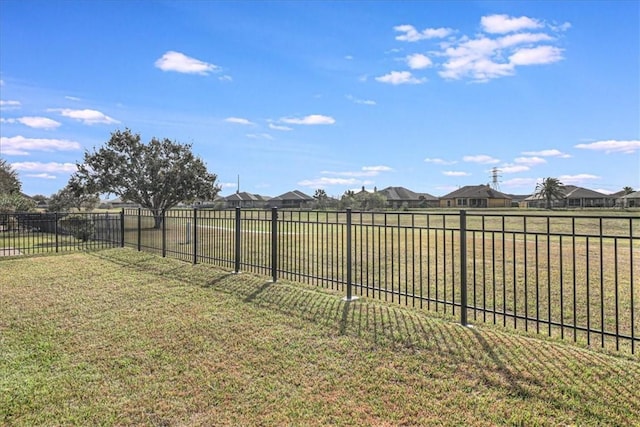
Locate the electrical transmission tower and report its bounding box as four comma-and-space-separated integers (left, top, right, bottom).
490, 167, 501, 191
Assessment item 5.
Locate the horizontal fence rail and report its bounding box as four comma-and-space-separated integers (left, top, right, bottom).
2, 207, 638, 354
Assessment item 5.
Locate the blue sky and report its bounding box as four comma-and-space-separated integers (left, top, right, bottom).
1, 0, 638, 199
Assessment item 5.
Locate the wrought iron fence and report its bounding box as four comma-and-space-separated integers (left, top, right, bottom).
2, 207, 637, 354
0, 211, 123, 256
118, 207, 638, 354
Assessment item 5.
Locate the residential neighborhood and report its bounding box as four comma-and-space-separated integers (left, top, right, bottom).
97, 183, 637, 211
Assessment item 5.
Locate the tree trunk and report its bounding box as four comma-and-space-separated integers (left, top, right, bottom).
153, 210, 164, 229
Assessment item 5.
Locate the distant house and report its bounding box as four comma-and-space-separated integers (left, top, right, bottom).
377, 186, 439, 209
266, 190, 314, 209
223, 192, 268, 209
619, 191, 640, 208
439, 185, 512, 208
102, 197, 140, 209
523, 186, 611, 208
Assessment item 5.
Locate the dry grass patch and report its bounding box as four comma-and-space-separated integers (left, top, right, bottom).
1, 249, 639, 426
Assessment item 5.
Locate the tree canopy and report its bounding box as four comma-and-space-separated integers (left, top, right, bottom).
48, 184, 99, 212
0, 159, 35, 214
339, 189, 387, 210
0, 158, 21, 195
70, 129, 220, 228
535, 177, 564, 209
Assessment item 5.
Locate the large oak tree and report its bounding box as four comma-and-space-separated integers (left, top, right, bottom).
70, 129, 220, 228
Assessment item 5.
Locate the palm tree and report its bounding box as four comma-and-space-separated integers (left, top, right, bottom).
623, 186, 634, 195
535, 177, 564, 209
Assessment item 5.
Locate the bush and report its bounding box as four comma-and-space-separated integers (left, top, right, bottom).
59, 214, 95, 242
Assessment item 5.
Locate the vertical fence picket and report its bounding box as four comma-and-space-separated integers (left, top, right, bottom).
460, 210, 468, 326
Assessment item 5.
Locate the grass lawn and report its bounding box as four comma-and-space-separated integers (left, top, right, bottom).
1, 249, 639, 426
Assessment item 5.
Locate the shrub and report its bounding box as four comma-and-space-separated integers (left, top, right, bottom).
59, 214, 95, 242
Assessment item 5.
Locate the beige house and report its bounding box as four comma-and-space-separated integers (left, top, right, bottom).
439, 185, 512, 208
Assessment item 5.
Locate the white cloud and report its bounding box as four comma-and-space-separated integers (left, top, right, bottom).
375, 71, 425, 85
154, 51, 219, 75
0, 100, 21, 110
225, 117, 254, 125
1, 116, 61, 129
280, 114, 336, 125
11, 161, 77, 173
550, 22, 572, 32
406, 53, 433, 70
499, 164, 530, 174
574, 139, 640, 154
480, 14, 543, 34
346, 95, 376, 105
443, 171, 471, 176
219, 182, 238, 190
49, 108, 119, 125
498, 32, 554, 48
246, 133, 274, 140
362, 165, 392, 173
345, 55, 354, 60
514, 156, 546, 165
423, 16, 567, 82
521, 149, 571, 158
298, 177, 360, 187
321, 165, 392, 178
558, 174, 600, 185
218, 75, 233, 82
394, 25, 453, 42
268, 123, 293, 131
502, 177, 538, 188
65, 96, 81, 101
0, 135, 81, 155
424, 157, 457, 165
463, 154, 500, 164
26, 173, 57, 180
509, 46, 564, 65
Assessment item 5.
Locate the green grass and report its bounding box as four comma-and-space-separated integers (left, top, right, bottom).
1, 249, 639, 426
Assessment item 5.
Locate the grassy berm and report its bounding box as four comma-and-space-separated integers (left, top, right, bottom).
1, 249, 638, 426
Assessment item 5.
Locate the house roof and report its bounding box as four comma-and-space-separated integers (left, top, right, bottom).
270, 190, 313, 201
224, 192, 265, 202
378, 186, 438, 201
620, 190, 640, 199
441, 185, 511, 200
524, 185, 609, 201
562, 185, 609, 199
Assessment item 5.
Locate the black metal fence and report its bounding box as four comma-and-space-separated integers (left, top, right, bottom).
2, 208, 638, 354
118, 207, 639, 354
0, 211, 123, 256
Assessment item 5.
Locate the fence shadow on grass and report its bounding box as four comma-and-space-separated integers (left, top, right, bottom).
88, 249, 640, 423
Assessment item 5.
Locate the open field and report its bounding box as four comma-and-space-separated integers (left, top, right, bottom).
1, 249, 639, 426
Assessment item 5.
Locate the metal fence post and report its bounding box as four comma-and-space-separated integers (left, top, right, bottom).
271, 207, 278, 282
137, 208, 141, 251
343, 208, 358, 302
234, 207, 241, 273
54, 212, 59, 253
460, 210, 469, 326
192, 208, 198, 265
162, 210, 166, 258
120, 209, 125, 247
